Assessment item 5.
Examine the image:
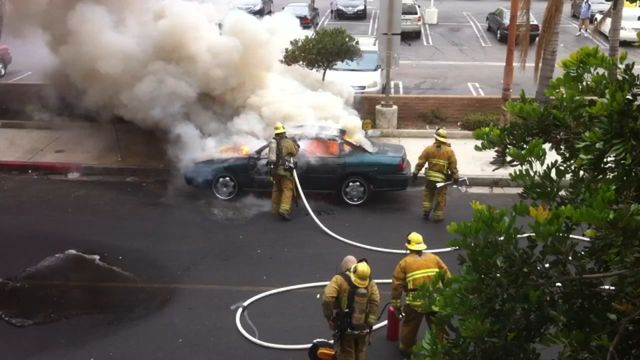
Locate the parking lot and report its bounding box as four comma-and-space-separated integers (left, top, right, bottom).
3, 0, 640, 96
273, 0, 640, 96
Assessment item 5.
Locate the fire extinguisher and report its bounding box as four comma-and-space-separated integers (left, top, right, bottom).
386, 305, 402, 341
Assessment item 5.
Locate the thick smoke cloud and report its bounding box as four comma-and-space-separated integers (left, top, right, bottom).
7, 0, 367, 169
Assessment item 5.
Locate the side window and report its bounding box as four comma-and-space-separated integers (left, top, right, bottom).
300, 139, 340, 157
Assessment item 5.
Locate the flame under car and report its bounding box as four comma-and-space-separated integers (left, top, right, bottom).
184, 135, 411, 205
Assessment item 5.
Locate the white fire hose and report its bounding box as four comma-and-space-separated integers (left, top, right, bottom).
234, 169, 593, 350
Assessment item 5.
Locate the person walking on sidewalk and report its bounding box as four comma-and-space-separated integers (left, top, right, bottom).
576, 0, 591, 36
322, 259, 380, 360
390, 232, 451, 359
267, 122, 299, 221
411, 128, 459, 222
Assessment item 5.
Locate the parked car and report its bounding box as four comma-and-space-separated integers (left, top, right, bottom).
571, 0, 611, 22
184, 127, 411, 205
334, 0, 367, 20
401, 0, 422, 38
486, 7, 540, 43
325, 36, 384, 94
0, 44, 12, 78
594, 7, 640, 43
235, 0, 273, 17
282, 3, 320, 30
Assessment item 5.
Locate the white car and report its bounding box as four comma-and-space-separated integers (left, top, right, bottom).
401, 0, 422, 38
325, 36, 384, 94
594, 7, 640, 43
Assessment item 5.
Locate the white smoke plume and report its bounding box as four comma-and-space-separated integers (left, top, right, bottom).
6, 0, 369, 169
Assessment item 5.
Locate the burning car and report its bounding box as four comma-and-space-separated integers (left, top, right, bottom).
184, 130, 411, 205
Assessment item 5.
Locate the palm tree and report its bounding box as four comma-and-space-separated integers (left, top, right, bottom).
532, 0, 564, 103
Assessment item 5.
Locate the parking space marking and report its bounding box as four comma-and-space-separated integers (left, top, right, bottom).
319, 9, 331, 28
8, 71, 33, 83
467, 82, 485, 96
463, 12, 492, 47
368, 10, 377, 35
390, 81, 404, 95
373, 9, 379, 36
565, 17, 609, 49
422, 23, 432, 46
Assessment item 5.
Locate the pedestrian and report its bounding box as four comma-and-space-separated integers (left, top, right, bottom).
576, 0, 591, 36
390, 232, 451, 359
267, 122, 299, 221
411, 128, 459, 222
322, 259, 380, 360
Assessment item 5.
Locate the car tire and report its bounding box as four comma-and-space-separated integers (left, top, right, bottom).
496, 28, 503, 42
486, 20, 491, 32
340, 176, 369, 205
363, 6, 367, 20
211, 173, 239, 200
0, 62, 6, 78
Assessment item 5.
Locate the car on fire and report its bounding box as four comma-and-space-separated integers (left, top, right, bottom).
282, 2, 320, 30
184, 128, 411, 205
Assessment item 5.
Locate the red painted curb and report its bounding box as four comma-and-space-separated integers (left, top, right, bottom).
0, 160, 82, 173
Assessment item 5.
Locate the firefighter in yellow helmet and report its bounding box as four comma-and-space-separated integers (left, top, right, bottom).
412, 128, 459, 222
267, 122, 299, 221
322, 259, 380, 360
391, 232, 451, 358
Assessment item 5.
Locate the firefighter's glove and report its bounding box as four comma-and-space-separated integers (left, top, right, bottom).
366, 315, 377, 328
411, 172, 418, 182
284, 159, 297, 170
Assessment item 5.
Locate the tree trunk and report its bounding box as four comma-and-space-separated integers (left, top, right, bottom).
322, 68, 327, 82
608, 0, 624, 79
535, 0, 563, 104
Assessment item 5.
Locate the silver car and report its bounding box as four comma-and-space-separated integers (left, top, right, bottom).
401, 1, 422, 38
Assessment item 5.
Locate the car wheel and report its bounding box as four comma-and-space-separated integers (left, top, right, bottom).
211, 174, 239, 200
340, 176, 369, 205
0, 62, 6, 78
363, 6, 367, 20
496, 28, 503, 42
486, 20, 491, 32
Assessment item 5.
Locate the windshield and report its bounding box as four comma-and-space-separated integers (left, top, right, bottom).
284, 5, 308, 16
402, 4, 418, 15
504, 11, 537, 24
333, 50, 379, 71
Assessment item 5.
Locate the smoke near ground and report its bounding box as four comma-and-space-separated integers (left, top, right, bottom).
6, 0, 367, 170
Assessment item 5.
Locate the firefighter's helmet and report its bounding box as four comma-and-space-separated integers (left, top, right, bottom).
349, 262, 371, 288
406, 231, 427, 251
434, 128, 448, 143
274, 122, 286, 135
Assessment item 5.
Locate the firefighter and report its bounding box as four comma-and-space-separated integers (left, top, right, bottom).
322, 259, 380, 360
412, 128, 459, 222
391, 232, 451, 358
267, 122, 299, 221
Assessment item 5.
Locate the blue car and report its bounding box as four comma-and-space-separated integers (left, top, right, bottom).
184, 130, 411, 205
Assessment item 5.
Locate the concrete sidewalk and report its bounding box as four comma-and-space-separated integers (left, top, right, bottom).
0, 121, 517, 185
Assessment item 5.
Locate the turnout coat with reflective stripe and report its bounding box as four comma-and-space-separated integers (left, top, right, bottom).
322, 273, 381, 327
391, 252, 451, 308
414, 142, 459, 182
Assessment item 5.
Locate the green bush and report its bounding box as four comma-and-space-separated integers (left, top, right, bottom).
460, 112, 500, 130
419, 109, 447, 127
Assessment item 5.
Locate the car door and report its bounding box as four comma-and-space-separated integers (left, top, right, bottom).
296, 138, 345, 191
248, 143, 272, 190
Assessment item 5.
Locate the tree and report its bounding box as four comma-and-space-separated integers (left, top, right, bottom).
281, 27, 361, 82
532, 0, 564, 104
417, 47, 640, 359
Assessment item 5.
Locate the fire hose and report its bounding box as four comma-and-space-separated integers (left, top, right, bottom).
234, 169, 593, 350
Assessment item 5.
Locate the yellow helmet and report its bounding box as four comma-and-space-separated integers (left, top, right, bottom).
434, 128, 448, 143
274, 122, 286, 135
349, 261, 371, 288
406, 231, 427, 251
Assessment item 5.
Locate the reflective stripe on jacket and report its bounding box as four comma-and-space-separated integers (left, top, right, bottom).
391, 252, 451, 308
414, 142, 459, 183
321, 273, 381, 327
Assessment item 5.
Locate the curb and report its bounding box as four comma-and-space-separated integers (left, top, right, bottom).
369, 129, 474, 139
0, 161, 170, 178
411, 175, 516, 188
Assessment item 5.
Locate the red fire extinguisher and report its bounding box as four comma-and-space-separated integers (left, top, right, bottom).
386, 305, 401, 341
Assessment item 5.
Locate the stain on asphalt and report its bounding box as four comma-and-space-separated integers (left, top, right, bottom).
0, 250, 171, 327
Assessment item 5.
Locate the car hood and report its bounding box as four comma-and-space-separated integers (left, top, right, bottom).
325, 69, 382, 87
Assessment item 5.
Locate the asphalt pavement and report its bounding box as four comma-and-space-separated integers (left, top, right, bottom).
0, 175, 519, 360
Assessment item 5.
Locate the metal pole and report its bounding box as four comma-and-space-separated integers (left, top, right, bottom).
500, 0, 519, 124
383, 0, 394, 107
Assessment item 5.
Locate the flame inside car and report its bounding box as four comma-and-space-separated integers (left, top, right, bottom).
218, 145, 252, 157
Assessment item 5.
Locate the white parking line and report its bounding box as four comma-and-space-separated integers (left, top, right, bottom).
368, 10, 376, 35
390, 81, 404, 95
8, 71, 33, 83
463, 12, 492, 47
319, 9, 331, 28
374, 9, 379, 36
422, 23, 432, 46
565, 17, 609, 48
467, 82, 485, 96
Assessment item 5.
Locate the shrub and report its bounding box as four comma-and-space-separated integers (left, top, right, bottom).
460, 112, 500, 130
419, 109, 447, 127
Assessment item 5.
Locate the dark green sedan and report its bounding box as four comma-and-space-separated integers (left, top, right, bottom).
184, 132, 411, 205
